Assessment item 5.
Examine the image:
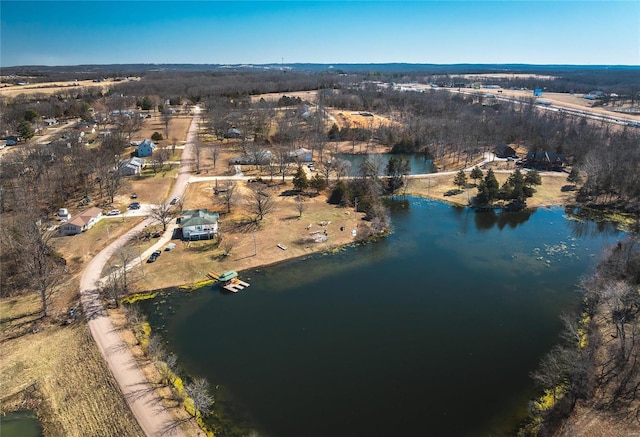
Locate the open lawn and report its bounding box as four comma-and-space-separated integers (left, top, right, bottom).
132, 180, 368, 292
0, 320, 144, 437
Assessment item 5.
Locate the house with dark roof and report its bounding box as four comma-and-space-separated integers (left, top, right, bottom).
524, 151, 567, 170
180, 209, 219, 240
494, 144, 517, 159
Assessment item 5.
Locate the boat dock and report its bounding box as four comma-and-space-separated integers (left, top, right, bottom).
208, 271, 250, 293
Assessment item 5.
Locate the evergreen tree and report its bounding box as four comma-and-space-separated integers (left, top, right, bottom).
470, 166, 484, 185
454, 170, 468, 190
292, 166, 309, 192
17, 119, 35, 140
310, 174, 327, 193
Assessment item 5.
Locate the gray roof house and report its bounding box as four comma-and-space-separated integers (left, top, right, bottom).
288, 147, 312, 162
118, 157, 145, 176
181, 209, 219, 240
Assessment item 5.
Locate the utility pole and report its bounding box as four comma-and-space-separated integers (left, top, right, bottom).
253, 232, 257, 256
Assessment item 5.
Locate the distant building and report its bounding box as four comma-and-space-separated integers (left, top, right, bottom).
525, 151, 566, 170
229, 150, 272, 165
227, 127, 242, 138
288, 147, 313, 163
494, 144, 517, 159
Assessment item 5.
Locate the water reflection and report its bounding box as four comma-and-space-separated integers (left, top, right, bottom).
474, 208, 535, 231
140, 199, 624, 437
564, 206, 622, 238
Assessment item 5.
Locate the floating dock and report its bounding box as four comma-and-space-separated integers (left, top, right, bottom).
208, 270, 250, 293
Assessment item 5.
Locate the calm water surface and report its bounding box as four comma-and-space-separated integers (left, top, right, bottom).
141, 199, 621, 437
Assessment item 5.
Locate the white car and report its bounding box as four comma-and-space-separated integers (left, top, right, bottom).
106, 209, 120, 216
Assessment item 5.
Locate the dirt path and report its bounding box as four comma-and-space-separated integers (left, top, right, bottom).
78, 108, 200, 437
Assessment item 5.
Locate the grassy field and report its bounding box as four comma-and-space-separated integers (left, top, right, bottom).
0, 320, 144, 437
0, 78, 140, 99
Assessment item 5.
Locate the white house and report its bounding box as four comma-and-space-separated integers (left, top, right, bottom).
229, 150, 272, 165
136, 139, 156, 157
118, 157, 145, 176
59, 207, 103, 235
181, 209, 219, 241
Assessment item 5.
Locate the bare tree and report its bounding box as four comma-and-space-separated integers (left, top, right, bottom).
211, 144, 220, 169
13, 215, 65, 317
219, 181, 236, 213
194, 137, 202, 174
105, 247, 140, 307
247, 185, 275, 221
295, 194, 306, 217
185, 377, 214, 417
149, 202, 176, 231
162, 111, 171, 140
103, 167, 127, 204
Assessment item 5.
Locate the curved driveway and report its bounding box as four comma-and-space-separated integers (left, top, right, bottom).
79, 108, 200, 437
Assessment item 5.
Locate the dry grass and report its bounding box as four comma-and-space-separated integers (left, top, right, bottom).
0, 78, 140, 99
134, 180, 368, 292
0, 320, 143, 437
407, 170, 575, 209
50, 217, 146, 265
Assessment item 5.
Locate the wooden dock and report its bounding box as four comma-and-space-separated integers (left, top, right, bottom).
207, 271, 250, 293
222, 279, 250, 293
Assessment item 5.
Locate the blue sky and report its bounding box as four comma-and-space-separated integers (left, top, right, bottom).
1, 1, 639, 67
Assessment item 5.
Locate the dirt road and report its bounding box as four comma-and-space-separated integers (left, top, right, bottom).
78, 108, 200, 437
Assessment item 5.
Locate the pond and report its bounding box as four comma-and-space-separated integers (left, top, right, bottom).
0, 410, 43, 437
333, 153, 434, 175
139, 199, 622, 437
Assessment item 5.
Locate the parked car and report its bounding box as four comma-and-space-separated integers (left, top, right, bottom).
106, 209, 120, 216
129, 202, 141, 210
152, 250, 162, 256
170, 196, 180, 205
147, 254, 158, 263
152, 231, 164, 238
130, 193, 138, 199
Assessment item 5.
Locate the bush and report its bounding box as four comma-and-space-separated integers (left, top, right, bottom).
151, 132, 163, 141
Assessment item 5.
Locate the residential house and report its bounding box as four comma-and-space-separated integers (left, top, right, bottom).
494, 144, 517, 159
118, 157, 145, 176
59, 207, 103, 235
229, 150, 272, 165
227, 127, 242, 138
288, 147, 313, 163
524, 151, 567, 171
180, 209, 219, 240
43, 118, 58, 127
136, 139, 156, 157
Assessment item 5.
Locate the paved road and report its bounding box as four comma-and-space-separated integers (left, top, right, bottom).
79, 107, 200, 437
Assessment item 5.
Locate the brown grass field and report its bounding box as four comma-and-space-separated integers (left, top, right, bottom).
0, 78, 140, 99
0, 320, 144, 437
